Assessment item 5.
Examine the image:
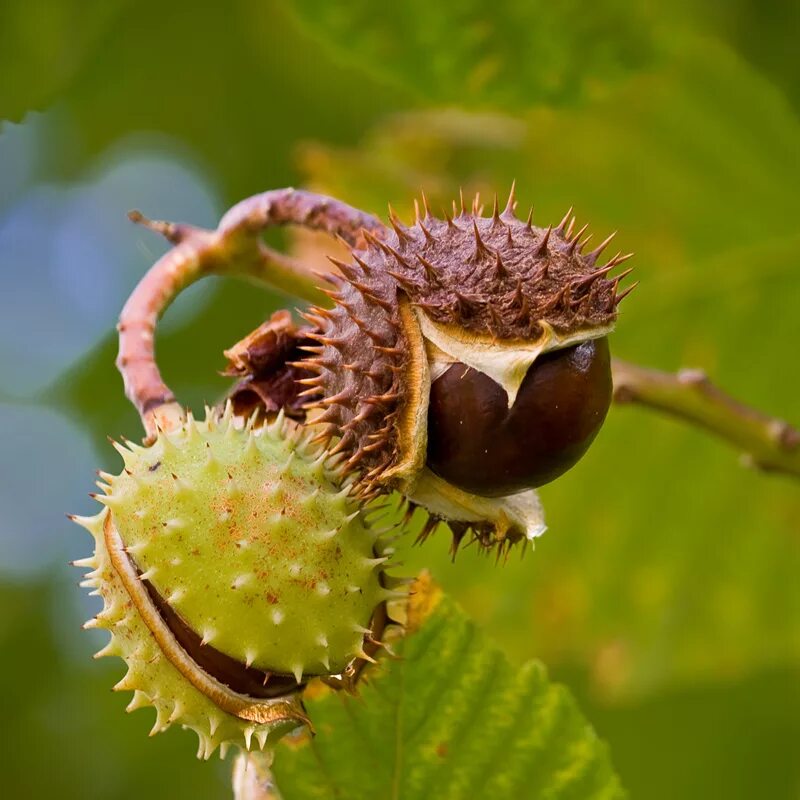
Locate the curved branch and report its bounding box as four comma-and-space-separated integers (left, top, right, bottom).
119, 190, 799, 483
611, 359, 800, 480
117, 188, 385, 440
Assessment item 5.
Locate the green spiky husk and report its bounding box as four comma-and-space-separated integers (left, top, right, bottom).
75, 509, 302, 759
74, 407, 395, 757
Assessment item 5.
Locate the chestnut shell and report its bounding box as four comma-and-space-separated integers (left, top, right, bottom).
426, 337, 612, 496
143, 573, 298, 699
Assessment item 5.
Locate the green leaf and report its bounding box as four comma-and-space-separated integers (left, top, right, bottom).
273, 584, 624, 800
285, 0, 658, 109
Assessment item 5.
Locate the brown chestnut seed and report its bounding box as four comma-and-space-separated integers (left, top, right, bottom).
426, 337, 612, 496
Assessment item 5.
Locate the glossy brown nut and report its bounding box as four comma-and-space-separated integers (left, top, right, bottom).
426, 337, 612, 496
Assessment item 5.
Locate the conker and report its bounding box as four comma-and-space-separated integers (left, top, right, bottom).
426, 337, 612, 496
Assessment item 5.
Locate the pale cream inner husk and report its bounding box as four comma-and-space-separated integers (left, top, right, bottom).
414, 309, 614, 407
406, 468, 547, 542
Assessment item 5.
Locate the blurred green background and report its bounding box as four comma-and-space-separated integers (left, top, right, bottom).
1, 1, 798, 797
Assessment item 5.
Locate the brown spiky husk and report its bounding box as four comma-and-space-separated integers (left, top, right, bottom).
223, 310, 316, 422
301, 194, 631, 494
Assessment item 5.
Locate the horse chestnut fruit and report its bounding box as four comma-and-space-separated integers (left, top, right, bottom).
426, 337, 612, 496
226, 186, 635, 552
72, 406, 397, 758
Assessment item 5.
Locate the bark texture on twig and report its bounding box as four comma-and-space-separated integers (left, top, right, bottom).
612, 359, 800, 480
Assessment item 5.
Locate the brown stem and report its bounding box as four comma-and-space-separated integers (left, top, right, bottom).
118, 188, 384, 439
611, 359, 800, 480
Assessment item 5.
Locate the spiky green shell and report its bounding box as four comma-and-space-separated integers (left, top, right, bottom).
105, 414, 385, 675
73, 408, 393, 757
